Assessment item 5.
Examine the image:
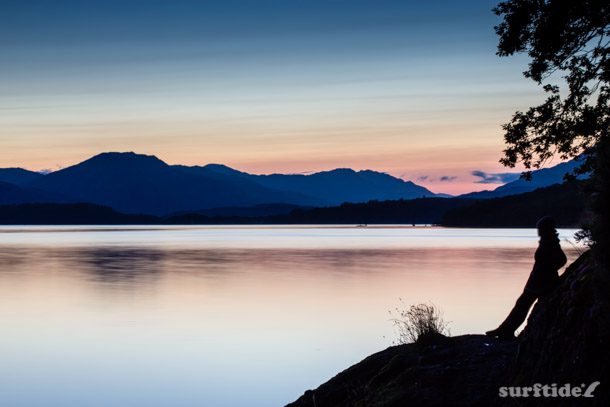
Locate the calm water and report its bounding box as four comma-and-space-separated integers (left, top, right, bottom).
0, 226, 581, 406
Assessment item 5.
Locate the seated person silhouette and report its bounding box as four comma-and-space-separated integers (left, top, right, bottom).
486, 216, 567, 340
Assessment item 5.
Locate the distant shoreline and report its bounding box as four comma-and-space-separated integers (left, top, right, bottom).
0, 182, 584, 228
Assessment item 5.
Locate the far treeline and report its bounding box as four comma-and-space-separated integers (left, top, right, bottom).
0, 181, 585, 227
441, 182, 585, 227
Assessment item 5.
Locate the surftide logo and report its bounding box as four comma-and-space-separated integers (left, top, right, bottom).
499, 382, 601, 398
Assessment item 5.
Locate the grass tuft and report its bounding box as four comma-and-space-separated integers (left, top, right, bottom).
390, 301, 450, 344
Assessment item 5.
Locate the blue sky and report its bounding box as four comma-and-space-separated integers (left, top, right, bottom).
0, 0, 543, 193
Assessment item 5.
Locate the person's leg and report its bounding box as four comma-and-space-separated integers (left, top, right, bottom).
487, 291, 538, 338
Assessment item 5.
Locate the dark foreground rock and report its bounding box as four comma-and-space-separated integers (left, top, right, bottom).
288, 251, 609, 406
287, 335, 516, 407
505, 251, 610, 406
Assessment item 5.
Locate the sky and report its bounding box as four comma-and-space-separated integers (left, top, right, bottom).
0, 0, 548, 194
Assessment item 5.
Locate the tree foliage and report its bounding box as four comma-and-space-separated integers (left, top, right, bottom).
494, 0, 610, 174
494, 0, 610, 262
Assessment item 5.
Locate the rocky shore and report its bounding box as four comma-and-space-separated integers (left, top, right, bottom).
287, 252, 609, 406
287, 334, 516, 406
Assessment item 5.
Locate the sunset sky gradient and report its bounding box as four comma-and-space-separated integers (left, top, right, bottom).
0, 0, 548, 194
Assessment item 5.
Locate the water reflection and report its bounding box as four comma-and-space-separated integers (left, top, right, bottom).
0, 227, 583, 407
1, 245, 562, 283
69, 248, 167, 284
0, 248, 27, 270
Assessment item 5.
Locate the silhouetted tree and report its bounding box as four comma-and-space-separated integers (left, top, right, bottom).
494, 0, 610, 266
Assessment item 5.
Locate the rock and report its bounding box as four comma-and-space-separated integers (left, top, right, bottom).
287, 251, 610, 406
286, 335, 516, 407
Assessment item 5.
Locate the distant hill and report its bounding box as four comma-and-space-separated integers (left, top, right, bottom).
267, 198, 471, 224
0, 203, 157, 225
0, 152, 584, 217
27, 152, 321, 215
0, 168, 44, 186
164, 198, 473, 225
0, 181, 65, 205
442, 182, 585, 227
460, 159, 584, 199
0, 152, 438, 215
172, 203, 306, 218
201, 165, 436, 205
0, 181, 584, 226
0, 199, 471, 225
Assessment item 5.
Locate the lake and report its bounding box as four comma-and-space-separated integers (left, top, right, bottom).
0, 226, 582, 406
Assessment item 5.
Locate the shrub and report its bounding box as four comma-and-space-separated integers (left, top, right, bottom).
390, 301, 449, 344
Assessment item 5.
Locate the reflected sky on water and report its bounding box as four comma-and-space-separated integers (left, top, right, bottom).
0, 226, 582, 406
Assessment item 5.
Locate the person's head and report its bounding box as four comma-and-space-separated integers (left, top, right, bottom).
536, 216, 557, 238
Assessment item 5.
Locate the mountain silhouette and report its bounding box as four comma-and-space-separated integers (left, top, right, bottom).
0, 152, 438, 215
0, 168, 44, 186
460, 159, 584, 199
26, 152, 321, 215
1, 152, 585, 215
0, 181, 65, 205
1, 181, 583, 226
201, 165, 436, 205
